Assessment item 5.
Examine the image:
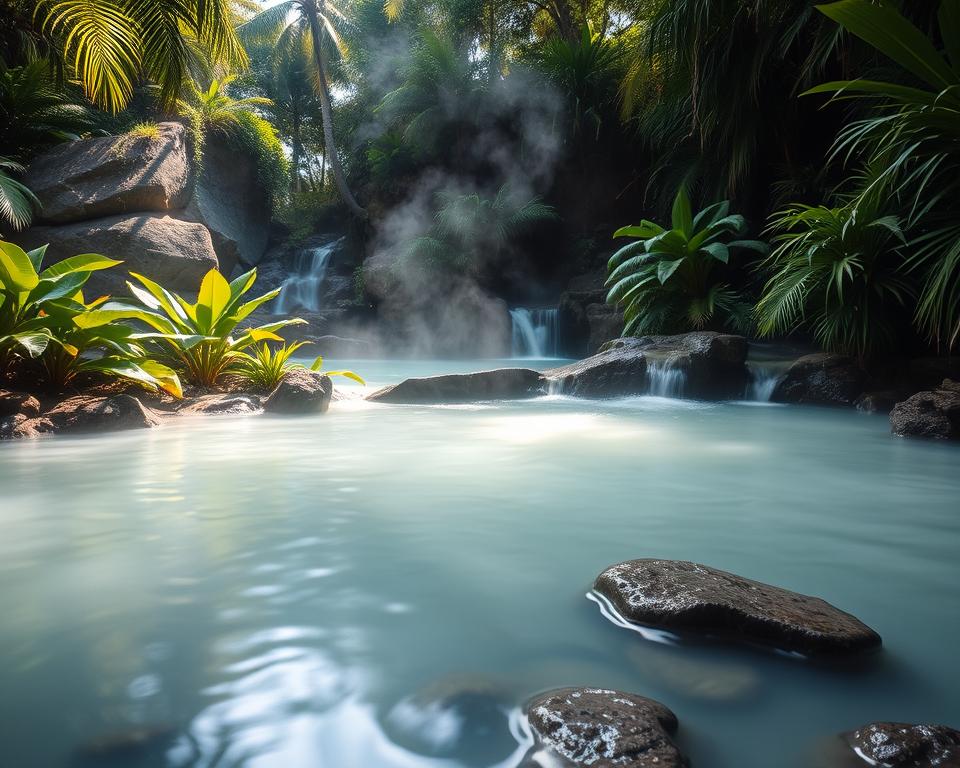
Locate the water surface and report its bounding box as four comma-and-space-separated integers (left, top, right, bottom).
1, 359, 958, 768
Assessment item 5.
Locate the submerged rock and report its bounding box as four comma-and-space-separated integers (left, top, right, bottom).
833, 722, 960, 767
890, 381, 960, 440
366, 368, 545, 404
263, 370, 332, 414
772, 353, 866, 405
594, 559, 881, 655
26, 122, 192, 224
73, 723, 180, 763
384, 678, 515, 765
546, 331, 748, 398
525, 687, 687, 767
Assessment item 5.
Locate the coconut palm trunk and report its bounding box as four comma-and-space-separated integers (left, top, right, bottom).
304, 1, 366, 219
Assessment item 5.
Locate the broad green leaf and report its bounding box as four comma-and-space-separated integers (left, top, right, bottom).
657, 258, 685, 284
230, 288, 282, 325
246, 329, 284, 342
140, 360, 183, 398
0, 240, 40, 291
128, 273, 190, 326
671, 186, 694, 237
816, 0, 956, 90
8, 330, 50, 357
692, 200, 730, 231
703, 242, 730, 263
803, 78, 939, 104
26, 244, 47, 271
196, 269, 231, 331
40, 253, 121, 279
75, 306, 177, 334
310, 355, 324, 371
612, 221, 663, 240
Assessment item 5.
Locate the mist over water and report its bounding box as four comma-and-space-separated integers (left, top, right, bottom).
1, 361, 959, 768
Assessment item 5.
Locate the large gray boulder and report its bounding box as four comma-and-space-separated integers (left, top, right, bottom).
772, 353, 866, 405
26, 122, 192, 223
180, 135, 271, 273
367, 368, 545, 404
890, 380, 960, 440
17, 214, 218, 296
2, 395, 161, 439
526, 688, 687, 768
547, 332, 748, 399
594, 559, 881, 655
263, 370, 333, 414
834, 722, 960, 767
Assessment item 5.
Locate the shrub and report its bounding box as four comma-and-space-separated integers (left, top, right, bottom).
79, 268, 304, 388
605, 186, 767, 335
234, 341, 364, 391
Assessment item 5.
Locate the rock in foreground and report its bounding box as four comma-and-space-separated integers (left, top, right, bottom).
263, 370, 333, 414
546, 332, 748, 398
772, 353, 866, 405
890, 380, 960, 440
10, 395, 162, 438
367, 368, 545, 404
837, 722, 960, 767
526, 688, 687, 768
594, 559, 881, 655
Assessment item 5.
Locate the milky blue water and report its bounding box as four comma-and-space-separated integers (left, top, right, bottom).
1, 359, 958, 768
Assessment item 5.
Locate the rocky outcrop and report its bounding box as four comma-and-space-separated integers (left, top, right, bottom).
26, 122, 192, 223
557, 269, 623, 356
526, 688, 687, 768
0, 391, 40, 418
263, 370, 333, 414
14, 122, 271, 293
594, 559, 881, 655
890, 380, 960, 440
367, 368, 545, 404
176, 393, 263, 416
18, 214, 218, 296
179, 135, 270, 273
547, 332, 748, 399
837, 722, 960, 767
772, 353, 866, 405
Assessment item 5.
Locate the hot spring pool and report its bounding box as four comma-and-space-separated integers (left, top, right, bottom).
1, 359, 958, 767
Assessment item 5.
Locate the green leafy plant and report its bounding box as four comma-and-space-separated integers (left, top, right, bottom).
808, 0, 960, 349
756, 193, 914, 360
0, 240, 181, 395
79, 268, 304, 388
234, 341, 364, 391
0, 158, 40, 232
606, 186, 767, 335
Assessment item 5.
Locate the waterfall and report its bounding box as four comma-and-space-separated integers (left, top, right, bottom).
647, 359, 686, 397
510, 308, 559, 358
273, 238, 342, 314
745, 362, 784, 402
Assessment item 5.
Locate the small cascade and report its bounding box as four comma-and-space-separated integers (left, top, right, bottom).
745, 362, 785, 402
273, 238, 342, 314
510, 308, 559, 358
647, 359, 686, 398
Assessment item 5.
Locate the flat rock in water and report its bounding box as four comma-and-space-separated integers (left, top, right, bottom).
836, 722, 960, 767
366, 368, 545, 404
176, 393, 262, 415
594, 559, 881, 655
8, 395, 162, 439
546, 332, 748, 398
526, 688, 687, 768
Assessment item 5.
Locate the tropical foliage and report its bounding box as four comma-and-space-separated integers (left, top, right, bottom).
605, 186, 766, 335
0, 240, 181, 394
234, 341, 364, 390
78, 268, 304, 388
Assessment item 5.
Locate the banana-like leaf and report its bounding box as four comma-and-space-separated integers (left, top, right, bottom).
815, 0, 957, 90
2, 330, 51, 357
613, 221, 663, 240
74, 305, 178, 334
324, 370, 365, 384
40, 253, 121, 279
195, 269, 232, 332
0, 240, 40, 292
703, 242, 729, 264
140, 359, 183, 398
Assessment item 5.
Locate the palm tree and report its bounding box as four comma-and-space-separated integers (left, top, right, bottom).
239, 0, 367, 218
34, 0, 246, 112
177, 75, 273, 138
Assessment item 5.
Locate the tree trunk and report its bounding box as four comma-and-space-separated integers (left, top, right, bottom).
320, 154, 326, 188
292, 110, 303, 193
305, 1, 367, 219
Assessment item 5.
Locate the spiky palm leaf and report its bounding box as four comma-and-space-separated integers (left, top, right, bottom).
0, 158, 40, 232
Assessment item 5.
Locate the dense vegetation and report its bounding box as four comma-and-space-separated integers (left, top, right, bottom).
1, 0, 959, 365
